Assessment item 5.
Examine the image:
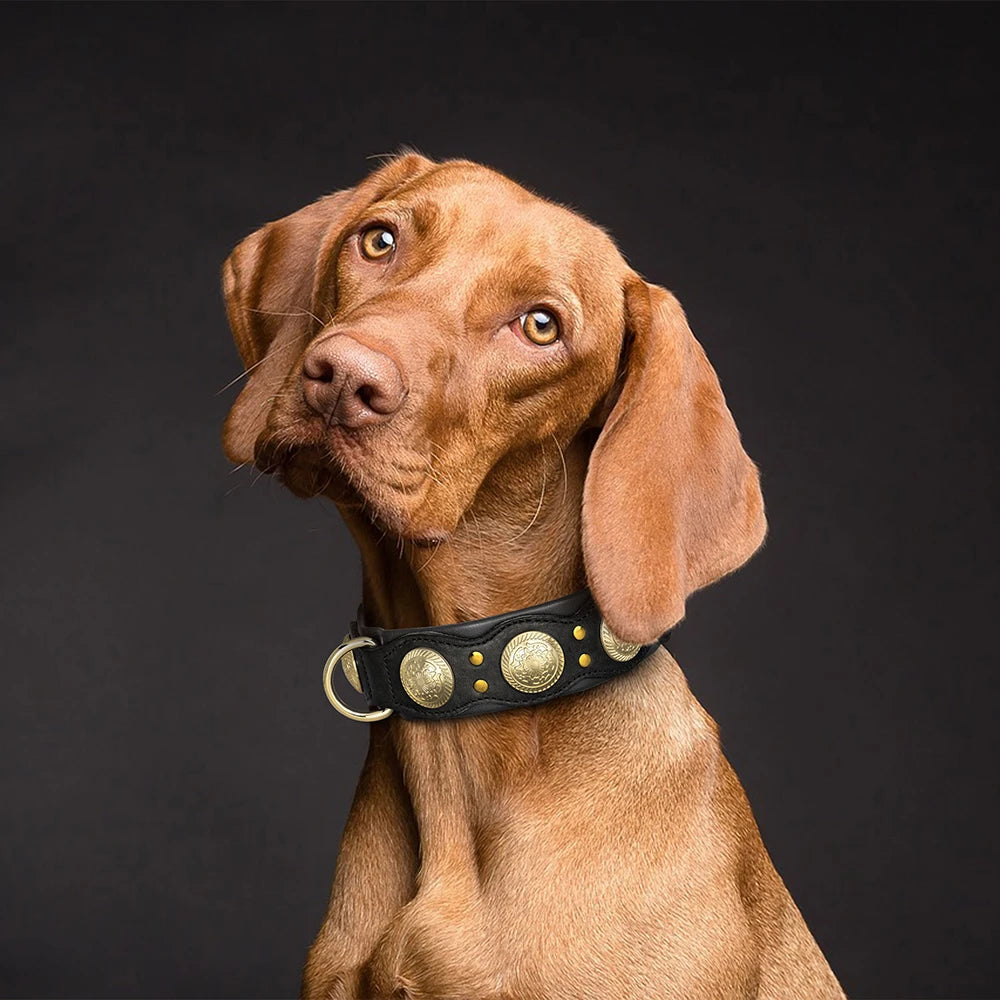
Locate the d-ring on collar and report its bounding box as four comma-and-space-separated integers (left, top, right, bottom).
322, 589, 671, 722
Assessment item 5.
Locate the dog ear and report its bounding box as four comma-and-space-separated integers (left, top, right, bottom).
220, 153, 435, 463
581, 277, 766, 644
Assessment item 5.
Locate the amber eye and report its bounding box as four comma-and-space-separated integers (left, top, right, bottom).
360, 226, 396, 260
520, 309, 559, 345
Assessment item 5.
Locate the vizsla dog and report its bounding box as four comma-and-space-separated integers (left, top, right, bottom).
221, 154, 844, 1000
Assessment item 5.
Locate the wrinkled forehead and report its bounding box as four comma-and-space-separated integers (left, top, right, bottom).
366, 162, 626, 308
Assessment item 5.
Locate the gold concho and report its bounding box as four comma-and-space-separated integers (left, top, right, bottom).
500, 630, 564, 693
599, 621, 642, 662
341, 634, 363, 693
399, 647, 454, 709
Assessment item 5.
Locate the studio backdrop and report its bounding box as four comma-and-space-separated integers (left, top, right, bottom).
2, 4, 997, 998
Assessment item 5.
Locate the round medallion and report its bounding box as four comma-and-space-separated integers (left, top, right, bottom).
599, 621, 642, 662
340, 634, 363, 693
399, 647, 454, 709
500, 630, 564, 693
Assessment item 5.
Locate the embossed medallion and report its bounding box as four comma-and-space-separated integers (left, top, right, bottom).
599, 621, 642, 662
500, 630, 564, 693
340, 634, 363, 693
399, 647, 454, 709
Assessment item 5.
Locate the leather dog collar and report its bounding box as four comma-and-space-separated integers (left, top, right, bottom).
322, 589, 670, 722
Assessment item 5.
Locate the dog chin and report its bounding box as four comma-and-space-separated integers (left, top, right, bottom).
390, 522, 452, 548
365, 501, 453, 548
276, 459, 333, 499
253, 431, 456, 545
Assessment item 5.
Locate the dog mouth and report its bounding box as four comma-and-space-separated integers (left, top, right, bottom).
252, 422, 450, 543
253, 436, 336, 498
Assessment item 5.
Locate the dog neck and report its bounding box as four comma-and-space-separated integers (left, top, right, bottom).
340, 436, 592, 633
334, 435, 632, 787
329, 434, 700, 881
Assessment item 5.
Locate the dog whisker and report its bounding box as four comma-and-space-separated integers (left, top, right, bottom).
215, 340, 298, 395
550, 433, 569, 506
250, 463, 276, 488
465, 504, 486, 557
424, 439, 452, 490
254, 389, 297, 417
505, 463, 546, 545
415, 537, 444, 573
423, 465, 447, 489
248, 305, 326, 330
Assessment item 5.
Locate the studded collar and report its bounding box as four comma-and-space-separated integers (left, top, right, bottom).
323, 589, 670, 722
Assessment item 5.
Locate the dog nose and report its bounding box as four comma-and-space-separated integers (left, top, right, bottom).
302, 335, 406, 428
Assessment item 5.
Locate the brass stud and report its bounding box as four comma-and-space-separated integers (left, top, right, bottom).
469, 651, 484, 666
578, 653, 591, 668
573, 625, 586, 640
474, 679, 489, 693
599, 621, 642, 662
500, 630, 564, 693
399, 648, 454, 709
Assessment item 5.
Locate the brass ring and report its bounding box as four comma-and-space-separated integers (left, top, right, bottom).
322, 637, 394, 723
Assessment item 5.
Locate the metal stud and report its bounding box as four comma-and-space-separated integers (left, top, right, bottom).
469, 651, 484, 666
599, 621, 642, 662
579, 653, 591, 667
474, 679, 488, 693
573, 625, 586, 640
500, 630, 564, 693
399, 648, 454, 709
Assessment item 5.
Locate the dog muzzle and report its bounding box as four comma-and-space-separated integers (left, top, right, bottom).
322, 589, 671, 722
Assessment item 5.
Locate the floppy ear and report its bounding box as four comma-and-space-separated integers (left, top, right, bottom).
582, 278, 767, 644
220, 153, 435, 463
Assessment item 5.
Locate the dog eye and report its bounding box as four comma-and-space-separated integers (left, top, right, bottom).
360, 226, 396, 260
519, 309, 560, 345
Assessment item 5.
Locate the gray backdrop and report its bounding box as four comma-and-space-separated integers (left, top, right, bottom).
2, 4, 997, 997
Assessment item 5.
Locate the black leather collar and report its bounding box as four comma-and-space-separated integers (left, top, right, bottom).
341, 589, 670, 721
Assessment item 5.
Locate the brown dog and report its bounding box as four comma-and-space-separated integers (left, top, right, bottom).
221, 154, 845, 1000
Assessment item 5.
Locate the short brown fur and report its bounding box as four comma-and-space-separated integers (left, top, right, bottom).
221, 154, 844, 999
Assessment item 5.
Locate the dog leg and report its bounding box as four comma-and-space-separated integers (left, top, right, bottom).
301, 726, 417, 1000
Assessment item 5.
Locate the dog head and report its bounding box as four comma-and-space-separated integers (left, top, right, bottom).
221, 154, 765, 641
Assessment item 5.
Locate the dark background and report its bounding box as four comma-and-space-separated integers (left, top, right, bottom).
2, 3, 998, 998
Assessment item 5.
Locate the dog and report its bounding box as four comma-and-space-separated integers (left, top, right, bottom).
220, 154, 845, 1000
